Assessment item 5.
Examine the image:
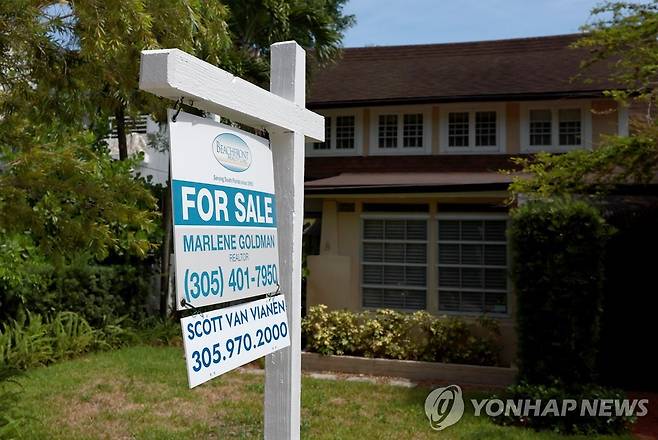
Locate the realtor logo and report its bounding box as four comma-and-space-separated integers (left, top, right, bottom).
424, 385, 465, 431
212, 132, 252, 172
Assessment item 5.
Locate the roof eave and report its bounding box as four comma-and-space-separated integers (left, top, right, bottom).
307, 90, 612, 109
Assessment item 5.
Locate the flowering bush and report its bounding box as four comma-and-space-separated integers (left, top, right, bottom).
302, 305, 501, 366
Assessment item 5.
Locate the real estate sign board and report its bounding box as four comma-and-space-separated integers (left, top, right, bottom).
169, 111, 280, 310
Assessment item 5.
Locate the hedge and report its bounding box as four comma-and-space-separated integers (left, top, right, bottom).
509, 198, 611, 386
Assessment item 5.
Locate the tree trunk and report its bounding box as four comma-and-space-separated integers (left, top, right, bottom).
160, 182, 173, 319
115, 105, 128, 160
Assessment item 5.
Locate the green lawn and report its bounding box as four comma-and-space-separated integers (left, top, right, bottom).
9, 346, 634, 439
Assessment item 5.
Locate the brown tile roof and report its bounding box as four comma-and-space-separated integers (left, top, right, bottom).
308, 34, 619, 108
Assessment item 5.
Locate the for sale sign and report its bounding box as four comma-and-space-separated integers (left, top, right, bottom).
181, 296, 290, 388
169, 111, 280, 309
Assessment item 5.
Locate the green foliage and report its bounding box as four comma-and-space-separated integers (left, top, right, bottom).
505, 2, 658, 199
506, 127, 658, 198
0, 367, 23, 439
224, 0, 355, 84
302, 305, 501, 366
509, 198, 611, 386
132, 316, 182, 347
0, 0, 354, 139
0, 247, 155, 328
0, 129, 159, 262
493, 382, 635, 435
0, 234, 53, 320
0, 313, 54, 370
576, 1, 658, 105
0, 311, 181, 372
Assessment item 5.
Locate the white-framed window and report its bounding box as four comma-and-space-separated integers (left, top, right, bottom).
361, 215, 428, 310
437, 213, 508, 315
440, 103, 506, 154
520, 101, 592, 152
369, 106, 432, 155
306, 109, 363, 156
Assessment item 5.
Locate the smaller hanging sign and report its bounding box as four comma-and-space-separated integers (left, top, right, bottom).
181, 295, 290, 388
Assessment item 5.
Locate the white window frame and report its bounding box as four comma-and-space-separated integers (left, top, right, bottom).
360, 213, 429, 311
520, 100, 592, 153
305, 108, 363, 157
439, 103, 507, 154
369, 105, 432, 156
436, 212, 510, 317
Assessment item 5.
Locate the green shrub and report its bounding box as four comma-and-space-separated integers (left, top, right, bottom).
0, 234, 53, 322
0, 246, 155, 328
509, 198, 611, 386
0, 367, 23, 439
493, 382, 635, 435
0, 313, 54, 370
302, 305, 501, 366
0, 311, 127, 370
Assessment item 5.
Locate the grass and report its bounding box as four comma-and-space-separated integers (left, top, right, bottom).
8, 346, 635, 439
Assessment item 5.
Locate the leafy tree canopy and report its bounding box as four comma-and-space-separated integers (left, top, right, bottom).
0, 0, 353, 262
508, 1, 658, 199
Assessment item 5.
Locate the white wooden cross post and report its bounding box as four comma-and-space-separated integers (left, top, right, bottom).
139, 42, 324, 439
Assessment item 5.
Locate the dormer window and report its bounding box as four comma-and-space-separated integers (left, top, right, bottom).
440, 103, 506, 153
521, 101, 591, 152
370, 106, 431, 155
306, 110, 363, 156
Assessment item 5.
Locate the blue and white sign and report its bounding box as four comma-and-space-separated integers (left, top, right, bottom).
169, 111, 280, 309
181, 296, 290, 388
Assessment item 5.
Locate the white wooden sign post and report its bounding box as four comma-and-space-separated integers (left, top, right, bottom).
139, 42, 323, 439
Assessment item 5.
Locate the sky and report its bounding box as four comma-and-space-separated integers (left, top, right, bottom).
341, 0, 606, 47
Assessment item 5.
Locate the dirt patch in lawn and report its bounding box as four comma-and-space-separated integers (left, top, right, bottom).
54, 372, 256, 437
58, 378, 144, 439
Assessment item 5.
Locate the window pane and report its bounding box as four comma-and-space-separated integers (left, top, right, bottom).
461, 291, 485, 313
363, 288, 426, 310
363, 242, 383, 262
362, 218, 427, 310
438, 267, 460, 287
461, 244, 483, 265
438, 291, 460, 311
438, 220, 460, 241
438, 243, 459, 264
559, 108, 581, 146
403, 113, 423, 148
461, 220, 483, 241
485, 291, 507, 314
485, 268, 507, 290
363, 219, 383, 239
406, 243, 427, 264
378, 114, 398, 148
484, 244, 506, 266
438, 218, 508, 314
335, 115, 355, 149
406, 220, 427, 240
475, 111, 496, 147
484, 220, 506, 241
313, 116, 331, 150
448, 112, 469, 147
529, 109, 551, 146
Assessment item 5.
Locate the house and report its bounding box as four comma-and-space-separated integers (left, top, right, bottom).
302, 34, 628, 365
106, 114, 169, 185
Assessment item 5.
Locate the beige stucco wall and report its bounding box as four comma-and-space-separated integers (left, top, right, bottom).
506, 102, 520, 154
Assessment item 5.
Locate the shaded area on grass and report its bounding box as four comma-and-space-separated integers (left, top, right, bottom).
12, 346, 635, 439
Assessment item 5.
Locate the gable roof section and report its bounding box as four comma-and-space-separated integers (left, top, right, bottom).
307, 34, 618, 108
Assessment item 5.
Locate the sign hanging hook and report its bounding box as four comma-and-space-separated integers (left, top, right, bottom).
171, 97, 185, 122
